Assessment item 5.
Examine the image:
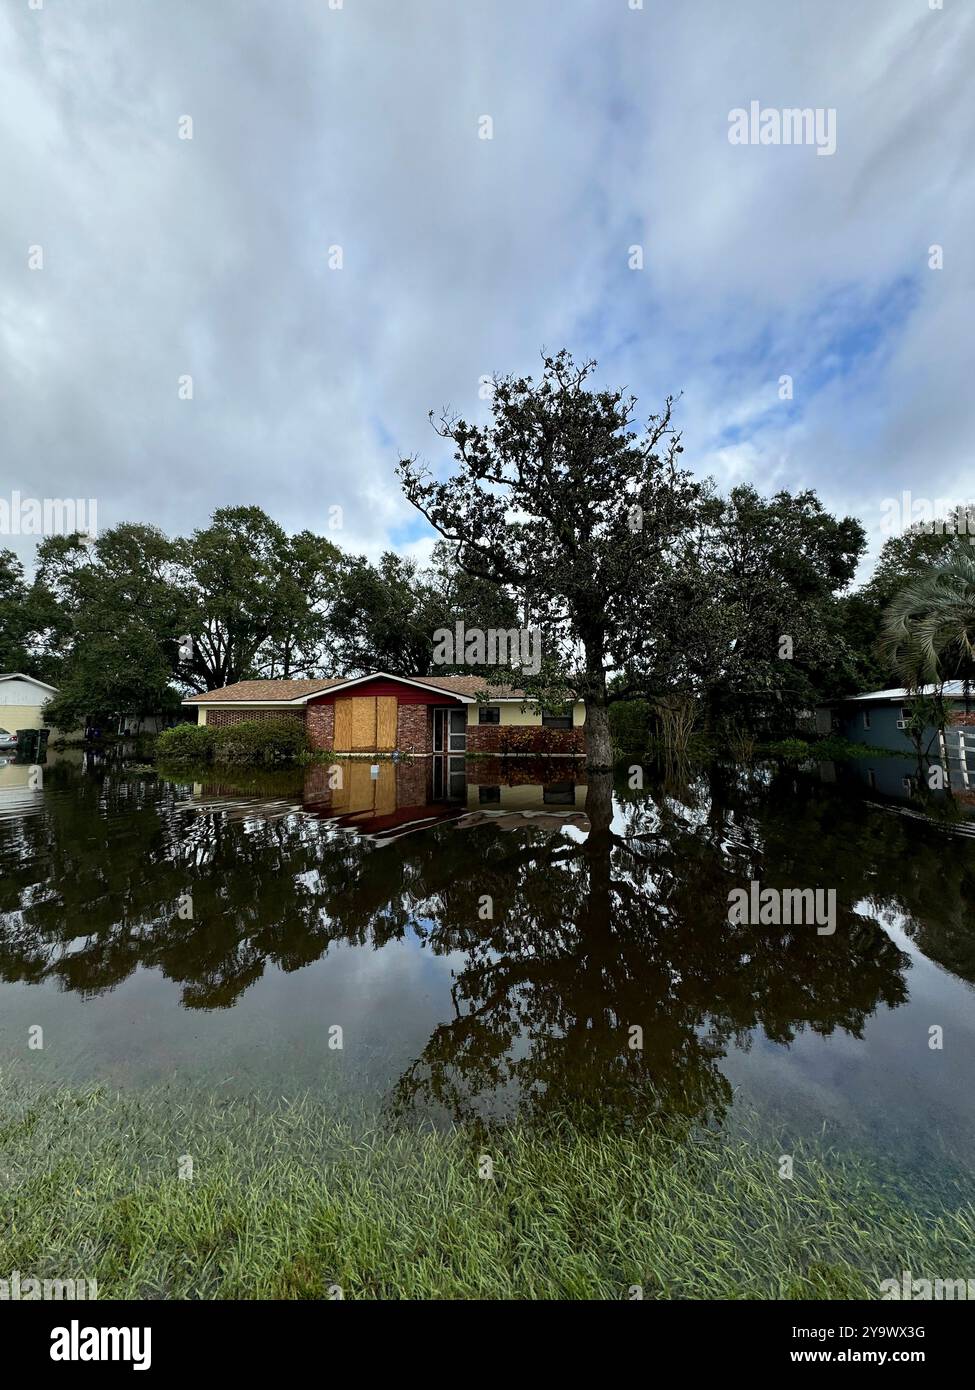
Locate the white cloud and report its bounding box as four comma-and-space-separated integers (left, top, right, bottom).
1, 0, 972, 584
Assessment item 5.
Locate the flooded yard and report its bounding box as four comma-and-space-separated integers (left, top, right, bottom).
1, 752, 973, 1187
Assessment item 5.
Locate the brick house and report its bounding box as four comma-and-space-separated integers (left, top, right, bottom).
183, 672, 586, 756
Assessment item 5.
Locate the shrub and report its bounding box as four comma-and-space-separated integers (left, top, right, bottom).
763, 738, 811, 760
609, 699, 655, 753
494, 725, 583, 756
155, 723, 217, 763
213, 718, 309, 766
131, 732, 159, 760
726, 725, 757, 761
811, 736, 901, 761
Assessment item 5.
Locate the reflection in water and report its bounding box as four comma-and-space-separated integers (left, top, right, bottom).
827, 754, 975, 838
0, 756, 973, 1142
179, 757, 591, 843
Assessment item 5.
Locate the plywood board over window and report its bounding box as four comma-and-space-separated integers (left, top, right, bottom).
374, 761, 396, 813
376, 696, 397, 751
351, 696, 376, 750
326, 694, 398, 752
334, 698, 352, 751
346, 761, 376, 812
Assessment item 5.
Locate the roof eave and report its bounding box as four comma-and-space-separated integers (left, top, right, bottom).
0, 672, 59, 692
181, 696, 314, 707
302, 672, 475, 702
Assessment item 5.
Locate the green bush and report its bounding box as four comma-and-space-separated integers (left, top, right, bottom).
155, 723, 218, 763
811, 736, 901, 761
213, 718, 308, 767
609, 699, 655, 753
763, 738, 811, 760
131, 732, 159, 760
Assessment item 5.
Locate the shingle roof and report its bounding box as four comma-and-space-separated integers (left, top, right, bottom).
183, 678, 345, 704
415, 674, 527, 699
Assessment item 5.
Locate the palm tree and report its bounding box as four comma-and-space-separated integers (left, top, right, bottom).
879, 549, 975, 690
879, 550, 975, 762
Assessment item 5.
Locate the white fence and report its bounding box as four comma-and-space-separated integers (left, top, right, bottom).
938, 726, 975, 789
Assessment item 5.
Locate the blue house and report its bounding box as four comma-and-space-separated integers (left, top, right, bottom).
823, 681, 975, 763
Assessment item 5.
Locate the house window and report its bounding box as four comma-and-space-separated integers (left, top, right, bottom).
862, 711, 871, 730
901, 707, 913, 721
542, 713, 573, 729
478, 785, 501, 804
478, 707, 500, 725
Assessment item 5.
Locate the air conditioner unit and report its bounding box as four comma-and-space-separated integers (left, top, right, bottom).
896, 719, 910, 730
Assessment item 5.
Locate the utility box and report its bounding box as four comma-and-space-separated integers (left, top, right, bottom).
15, 728, 49, 761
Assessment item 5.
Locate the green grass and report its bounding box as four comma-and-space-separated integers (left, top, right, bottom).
757, 736, 904, 761
1, 1075, 971, 1300
812, 736, 905, 760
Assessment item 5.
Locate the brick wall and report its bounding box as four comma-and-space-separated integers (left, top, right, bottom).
466, 724, 585, 756
205, 707, 305, 729
467, 756, 588, 785
397, 702, 433, 754
301, 762, 334, 807
395, 759, 430, 806
305, 701, 335, 751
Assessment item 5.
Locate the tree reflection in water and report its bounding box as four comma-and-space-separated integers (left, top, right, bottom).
2, 757, 973, 1128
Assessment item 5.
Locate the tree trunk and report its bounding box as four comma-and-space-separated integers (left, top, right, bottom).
584, 770, 614, 835
585, 700, 613, 771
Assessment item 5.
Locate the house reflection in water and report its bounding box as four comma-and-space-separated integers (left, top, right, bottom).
304, 756, 589, 841
819, 754, 975, 833
188, 757, 589, 843
0, 748, 83, 821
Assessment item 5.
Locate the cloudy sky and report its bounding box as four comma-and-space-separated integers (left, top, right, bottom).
2, 0, 972, 577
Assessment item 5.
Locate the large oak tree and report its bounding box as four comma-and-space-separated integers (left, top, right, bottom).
398, 350, 707, 767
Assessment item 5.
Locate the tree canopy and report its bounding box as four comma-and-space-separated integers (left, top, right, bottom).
0, 354, 952, 737
398, 350, 709, 764
398, 350, 870, 758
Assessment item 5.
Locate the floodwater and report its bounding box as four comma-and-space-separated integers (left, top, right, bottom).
1, 751, 973, 1176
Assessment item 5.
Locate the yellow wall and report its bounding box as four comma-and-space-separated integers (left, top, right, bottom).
0, 704, 47, 733
467, 701, 586, 727
466, 783, 586, 810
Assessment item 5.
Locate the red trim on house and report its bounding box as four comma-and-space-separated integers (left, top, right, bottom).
307, 676, 464, 706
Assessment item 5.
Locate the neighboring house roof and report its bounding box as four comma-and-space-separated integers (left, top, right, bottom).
0, 673, 58, 693
182, 672, 535, 707
839, 681, 974, 704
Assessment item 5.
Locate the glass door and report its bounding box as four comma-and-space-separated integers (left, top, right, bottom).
448, 709, 467, 752
433, 707, 466, 753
